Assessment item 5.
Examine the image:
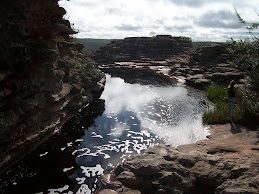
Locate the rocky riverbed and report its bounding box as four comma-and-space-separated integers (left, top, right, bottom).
93, 36, 245, 90
91, 35, 258, 194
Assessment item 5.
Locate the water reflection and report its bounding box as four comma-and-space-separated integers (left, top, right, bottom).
101, 74, 208, 146
69, 74, 209, 193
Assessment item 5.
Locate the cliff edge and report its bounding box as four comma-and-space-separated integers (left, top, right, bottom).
0, 0, 105, 174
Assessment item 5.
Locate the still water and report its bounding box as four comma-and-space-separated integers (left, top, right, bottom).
0, 74, 210, 193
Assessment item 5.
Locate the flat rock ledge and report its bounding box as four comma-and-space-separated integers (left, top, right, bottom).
99, 124, 259, 194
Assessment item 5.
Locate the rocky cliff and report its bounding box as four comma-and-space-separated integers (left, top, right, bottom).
0, 0, 105, 174
93, 35, 192, 63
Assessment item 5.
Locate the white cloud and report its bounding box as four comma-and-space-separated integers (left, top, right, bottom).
59, 0, 259, 41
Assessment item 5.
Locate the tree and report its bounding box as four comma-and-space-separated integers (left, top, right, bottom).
230, 9, 259, 92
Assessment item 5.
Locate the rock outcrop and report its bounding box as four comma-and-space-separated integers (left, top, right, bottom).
183, 43, 244, 89
93, 35, 192, 63
93, 37, 244, 89
0, 0, 105, 174
100, 124, 259, 193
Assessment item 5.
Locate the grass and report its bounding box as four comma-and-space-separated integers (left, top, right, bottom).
203, 83, 259, 128
203, 83, 245, 124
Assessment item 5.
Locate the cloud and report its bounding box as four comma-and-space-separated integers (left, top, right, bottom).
196, 10, 244, 29
59, 0, 258, 41
167, 0, 207, 7
165, 24, 191, 32
106, 8, 122, 15
115, 24, 142, 31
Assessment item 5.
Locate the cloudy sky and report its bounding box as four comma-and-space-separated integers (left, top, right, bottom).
59, 0, 258, 41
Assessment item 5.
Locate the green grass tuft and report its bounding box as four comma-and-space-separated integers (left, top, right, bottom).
203, 83, 259, 127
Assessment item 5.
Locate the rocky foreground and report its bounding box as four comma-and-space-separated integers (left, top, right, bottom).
99, 124, 259, 193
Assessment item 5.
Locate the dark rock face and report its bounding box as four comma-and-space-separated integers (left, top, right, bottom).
93, 36, 192, 63
0, 0, 105, 174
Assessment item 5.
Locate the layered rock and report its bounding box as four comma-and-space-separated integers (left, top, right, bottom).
100, 125, 259, 193
93, 37, 244, 89
0, 0, 105, 174
93, 35, 192, 63
183, 43, 244, 89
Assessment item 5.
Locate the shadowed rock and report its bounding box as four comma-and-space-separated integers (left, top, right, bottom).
0, 0, 105, 174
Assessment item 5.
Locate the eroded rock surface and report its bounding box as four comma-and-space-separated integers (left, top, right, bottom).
93, 37, 244, 89
0, 0, 105, 174
100, 125, 259, 193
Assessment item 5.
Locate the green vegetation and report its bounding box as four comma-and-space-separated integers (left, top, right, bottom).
203, 11, 259, 128
203, 84, 244, 124
75, 38, 116, 52
203, 84, 228, 124
229, 40, 259, 92
69, 49, 96, 70
230, 9, 259, 92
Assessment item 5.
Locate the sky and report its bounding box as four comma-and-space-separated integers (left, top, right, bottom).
58, 0, 259, 41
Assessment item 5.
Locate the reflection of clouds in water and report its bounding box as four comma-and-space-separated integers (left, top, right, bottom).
101, 75, 156, 114
101, 74, 209, 146
107, 122, 128, 137
71, 74, 210, 193
81, 164, 104, 177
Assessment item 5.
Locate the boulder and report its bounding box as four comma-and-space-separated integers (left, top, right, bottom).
109, 125, 259, 193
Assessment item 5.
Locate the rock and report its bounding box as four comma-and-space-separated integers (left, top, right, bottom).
103, 124, 259, 193
92, 36, 244, 90
0, 0, 105, 174
93, 35, 192, 63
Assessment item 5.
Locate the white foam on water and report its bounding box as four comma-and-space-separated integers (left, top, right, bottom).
76, 184, 91, 194
75, 139, 84, 142
63, 167, 74, 172
76, 177, 86, 184
39, 152, 48, 157
80, 164, 104, 177
91, 132, 103, 139
48, 185, 69, 193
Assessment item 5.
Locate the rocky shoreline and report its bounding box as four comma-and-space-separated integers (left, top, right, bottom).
99, 124, 259, 193
92, 36, 257, 193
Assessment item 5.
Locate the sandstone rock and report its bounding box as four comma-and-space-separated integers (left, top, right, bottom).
92, 36, 244, 90
105, 125, 259, 193
93, 35, 192, 63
